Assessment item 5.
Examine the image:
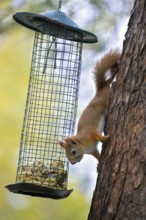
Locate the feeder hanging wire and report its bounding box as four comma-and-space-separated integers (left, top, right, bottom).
58, 0, 62, 10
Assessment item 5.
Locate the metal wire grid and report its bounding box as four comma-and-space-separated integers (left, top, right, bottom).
16, 29, 83, 190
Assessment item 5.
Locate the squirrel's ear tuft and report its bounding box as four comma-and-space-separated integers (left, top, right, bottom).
69, 139, 76, 145
59, 140, 67, 149
66, 137, 82, 145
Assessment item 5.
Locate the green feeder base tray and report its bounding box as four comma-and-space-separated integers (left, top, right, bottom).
5, 183, 73, 200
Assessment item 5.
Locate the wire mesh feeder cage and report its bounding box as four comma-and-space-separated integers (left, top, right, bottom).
6, 9, 97, 199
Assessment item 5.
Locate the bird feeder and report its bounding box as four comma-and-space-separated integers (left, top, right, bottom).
6, 4, 97, 199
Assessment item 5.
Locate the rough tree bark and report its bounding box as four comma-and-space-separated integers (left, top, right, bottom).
88, 0, 146, 219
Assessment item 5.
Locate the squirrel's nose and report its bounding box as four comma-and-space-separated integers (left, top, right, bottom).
71, 161, 76, 165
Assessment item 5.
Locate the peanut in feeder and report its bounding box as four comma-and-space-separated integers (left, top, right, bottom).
5, 4, 97, 199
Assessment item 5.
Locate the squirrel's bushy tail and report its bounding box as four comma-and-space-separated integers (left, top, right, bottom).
93, 50, 120, 92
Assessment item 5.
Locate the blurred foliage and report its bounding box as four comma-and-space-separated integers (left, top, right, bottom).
0, 0, 133, 219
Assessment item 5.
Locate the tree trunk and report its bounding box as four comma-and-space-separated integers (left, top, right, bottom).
88, 0, 146, 219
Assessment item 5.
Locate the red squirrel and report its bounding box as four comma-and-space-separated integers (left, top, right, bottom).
59, 50, 120, 164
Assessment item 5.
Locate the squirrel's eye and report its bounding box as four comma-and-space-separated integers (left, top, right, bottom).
71, 140, 76, 145
71, 149, 76, 155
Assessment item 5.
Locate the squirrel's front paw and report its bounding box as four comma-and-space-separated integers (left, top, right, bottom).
98, 134, 109, 142
102, 134, 109, 142
94, 131, 109, 142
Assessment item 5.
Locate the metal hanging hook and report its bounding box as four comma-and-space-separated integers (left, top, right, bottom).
58, 0, 62, 10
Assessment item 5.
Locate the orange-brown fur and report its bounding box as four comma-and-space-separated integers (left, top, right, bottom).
59, 50, 120, 164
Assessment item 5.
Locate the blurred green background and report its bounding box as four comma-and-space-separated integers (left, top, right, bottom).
0, 0, 132, 219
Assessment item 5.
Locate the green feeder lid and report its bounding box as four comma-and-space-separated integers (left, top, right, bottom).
13, 10, 98, 43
